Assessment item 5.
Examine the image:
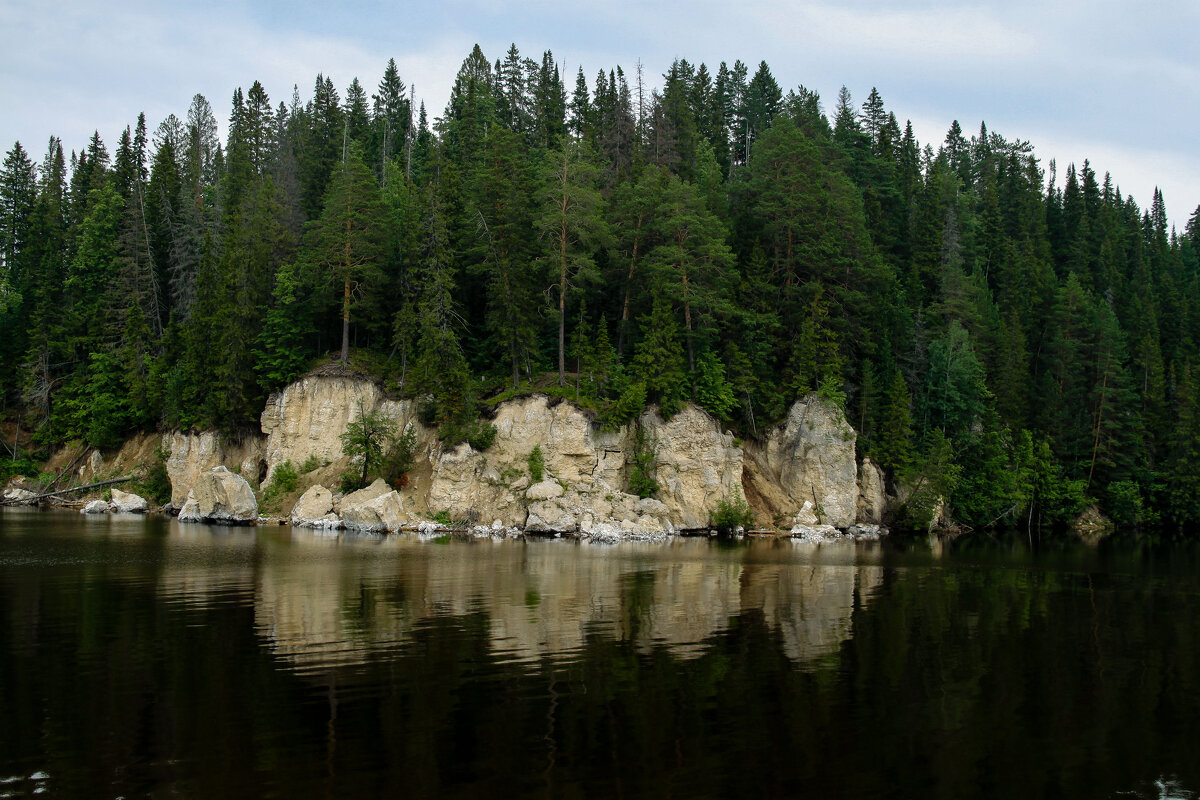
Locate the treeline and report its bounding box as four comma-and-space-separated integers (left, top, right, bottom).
2, 44, 1200, 532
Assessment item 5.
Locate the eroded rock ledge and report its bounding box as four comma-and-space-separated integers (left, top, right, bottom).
165, 375, 889, 539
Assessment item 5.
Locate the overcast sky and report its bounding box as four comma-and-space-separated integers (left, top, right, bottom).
3, 0, 1197, 227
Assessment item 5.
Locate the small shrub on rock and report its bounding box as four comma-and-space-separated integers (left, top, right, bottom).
712, 492, 754, 534
528, 444, 545, 483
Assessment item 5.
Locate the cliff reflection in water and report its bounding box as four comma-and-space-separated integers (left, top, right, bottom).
155, 527, 882, 676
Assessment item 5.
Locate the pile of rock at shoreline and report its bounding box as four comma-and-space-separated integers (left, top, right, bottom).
79, 487, 151, 514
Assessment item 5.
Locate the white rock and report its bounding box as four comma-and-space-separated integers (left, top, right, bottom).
792, 500, 820, 526
640, 404, 744, 530
178, 490, 201, 522
3, 488, 37, 503
109, 488, 149, 513
857, 457, 887, 524
81, 499, 109, 514
526, 479, 564, 501
334, 478, 390, 513
290, 485, 337, 528
178, 466, 257, 524
748, 396, 859, 529
342, 489, 406, 533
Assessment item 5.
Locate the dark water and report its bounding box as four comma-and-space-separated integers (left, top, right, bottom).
2, 510, 1199, 799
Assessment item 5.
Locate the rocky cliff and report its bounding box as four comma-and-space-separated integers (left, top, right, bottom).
164, 374, 887, 537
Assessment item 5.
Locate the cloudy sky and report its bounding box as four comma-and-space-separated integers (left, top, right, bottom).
3, 0, 1197, 226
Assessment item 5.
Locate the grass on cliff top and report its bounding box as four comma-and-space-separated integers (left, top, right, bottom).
485, 374, 606, 414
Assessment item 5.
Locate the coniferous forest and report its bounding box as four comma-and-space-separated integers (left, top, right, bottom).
2, 45, 1200, 534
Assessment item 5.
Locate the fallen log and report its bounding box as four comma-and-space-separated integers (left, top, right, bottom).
1, 476, 134, 507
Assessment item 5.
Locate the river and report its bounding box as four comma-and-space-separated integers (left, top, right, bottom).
1, 508, 1198, 798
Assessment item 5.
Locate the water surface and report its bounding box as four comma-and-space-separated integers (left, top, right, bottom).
2, 508, 1197, 798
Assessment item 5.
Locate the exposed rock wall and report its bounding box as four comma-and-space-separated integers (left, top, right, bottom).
641, 405, 744, 530
166, 432, 265, 508
261, 376, 392, 480
743, 395, 860, 529
165, 375, 886, 535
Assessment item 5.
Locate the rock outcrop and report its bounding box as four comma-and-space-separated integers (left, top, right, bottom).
857, 457, 887, 524
81, 499, 108, 514
178, 466, 257, 524
744, 395, 859, 529
290, 485, 339, 529
641, 405, 743, 530
167, 432, 265, 508
162, 375, 889, 537
109, 488, 149, 513
337, 478, 407, 533
261, 376, 425, 482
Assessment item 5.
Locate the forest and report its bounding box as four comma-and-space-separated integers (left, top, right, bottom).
2, 44, 1199, 533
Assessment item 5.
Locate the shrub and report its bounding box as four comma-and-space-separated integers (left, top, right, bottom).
528, 444, 545, 483
628, 426, 658, 499
134, 450, 172, 505
339, 471, 363, 494
383, 423, 418, 483
300, 454, 323, 474
712, 492, 754, 534
467, 421, 497, 451
432, 509, 452, 525
261, 460, 299, 510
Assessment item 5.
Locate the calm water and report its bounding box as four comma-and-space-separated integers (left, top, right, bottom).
2, 509, 1199, 798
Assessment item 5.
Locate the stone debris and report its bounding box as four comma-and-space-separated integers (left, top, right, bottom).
109, 488, 149, 513
81, 499, 109, 514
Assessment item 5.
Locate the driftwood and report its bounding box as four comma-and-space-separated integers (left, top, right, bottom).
1, 476, 133, 507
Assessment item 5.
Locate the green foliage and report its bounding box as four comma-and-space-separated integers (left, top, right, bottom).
528, 444, 545, 483
131, 448, 172, 506
897, 430, 961, 532
815, 375, 846, 411
382, 423, 417, 483
5, 53, 1200, 536
1105, 480, 1146, 529
634, 296, 686, 417
600, 375, 646, 432
711, 491, 754, 534
339, 403, 396, 487
467, 421, 497, 451
628, 425, 658, 499
431, 509, 452, 526
693, 351, 736, 421
300, 454, 324, 474
0, 454, 39, 484
339, 471, 363, 495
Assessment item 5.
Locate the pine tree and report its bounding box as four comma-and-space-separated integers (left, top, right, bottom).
302, 144, 387, 363
535, 140, 607, 385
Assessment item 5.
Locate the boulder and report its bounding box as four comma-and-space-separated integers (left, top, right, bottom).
166, 431, 266, 509
526, 479, 564, 501
178, 491, 201, 522
178, 466, 257, 524
334, 478, 390, 513
81, 499, 109, 514
290, 485, 340, 529
109, 488, 149, 513
342, 489, 406, 533
2, 487, 37, 503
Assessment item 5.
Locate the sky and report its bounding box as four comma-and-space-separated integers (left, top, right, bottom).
2, 0, 1198, 227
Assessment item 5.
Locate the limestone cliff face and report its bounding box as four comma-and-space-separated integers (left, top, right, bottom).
166, 431, 265, 508
261, 376, 420, 481
743, 395, 860, 529
166, 375, 886, 534
641, 405, 744, 530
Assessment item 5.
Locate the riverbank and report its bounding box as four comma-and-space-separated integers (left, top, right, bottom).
5, 373, 895, 540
